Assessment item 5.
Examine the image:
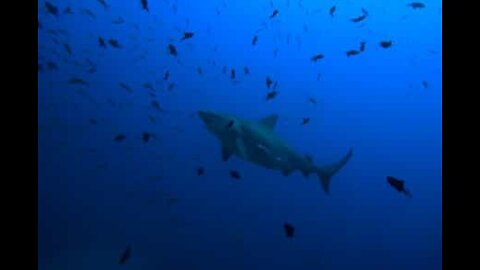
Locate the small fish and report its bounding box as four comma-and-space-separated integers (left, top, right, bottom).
301, 117, 310, 125
196, 167, 205, 176
68, 78, 87, 85
380, 41, 392, 48
329, 6, 336, 17
284, 223, 295, 238
112, 17, 125, 24
266, 90, 278, 100
346, 50, 360, 57
81, 9, 96, 19
163, 71, 170, 80
181, 32, 194, 41
63, 43, 72, 56
142, 132, 152, 143
251, 35, 258, 46
311, 54, 324, 62
351, 9, 368, 23
151, 100, 162, 111
230, 69, 236, 80
168, 44, 177, 56
359, 41, 366, 52
46, 61, 58, 70
387, 176, 412, 198
197, 66, 203, 75
141, 0, 149, 12
119, 82, 133, 93
63, 7, 73, 14
422, 80, 429, 88
273, 48, 279, 57
167, 83, 175, 91
226, 120, 234, 129
308, 97, 317, 104
98, 37, 106, 48
244, 66, 250, 75
229, 170, 241, 179
114, 134, 126, 142
108, 39, 121, 48
407, 2, 426, 9
97, 0, 109, 10
269, 9, 279, 19
144, 83, 155, 91
266, 77, 273, 88
45, 1, 59, 17
118, 245, 131, 264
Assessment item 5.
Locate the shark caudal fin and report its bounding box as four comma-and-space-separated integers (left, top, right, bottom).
316, 148, 353, 194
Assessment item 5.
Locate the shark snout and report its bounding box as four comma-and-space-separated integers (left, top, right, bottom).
198, 110, 217, 125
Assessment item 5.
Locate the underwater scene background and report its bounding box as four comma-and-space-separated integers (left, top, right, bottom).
38, 0, 442, 269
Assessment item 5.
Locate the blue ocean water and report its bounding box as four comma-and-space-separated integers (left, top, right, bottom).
38, 0, 442, 269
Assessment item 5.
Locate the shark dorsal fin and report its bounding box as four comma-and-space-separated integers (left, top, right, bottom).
259, 114, 278, 130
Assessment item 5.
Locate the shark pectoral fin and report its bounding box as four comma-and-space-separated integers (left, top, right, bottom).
235, 138, 248, 159
259, 114, 279, 130
222, 147, 233, 161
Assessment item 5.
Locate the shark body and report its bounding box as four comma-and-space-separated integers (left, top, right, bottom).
198, 111, 353, 193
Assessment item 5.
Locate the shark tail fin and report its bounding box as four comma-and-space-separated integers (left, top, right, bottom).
316, 148, 353, 194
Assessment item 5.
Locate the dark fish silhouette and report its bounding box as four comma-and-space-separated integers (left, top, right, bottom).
68, 78, 87, 85
351, 8, 368, 23
308, 97, 317, 104
63, 7, 73, 14
97, 0, 109, 10
230, 69, 236, 80
226, 120, 234, 129
244, 66, 250, 75
380, 41, 392, 48
142, 132, 152, 143
284, 223, 295, 238
266, 90, 278, 100
301, 117, 310, 125
181, 32, 194, 40
81, 9, 96, 19
63, 43, 72, 55
119, 82, 133, 93
346, 50, 360, 57
45, 1, 59, 17
329, 6, 336, 17
114, 134, 126, 142
163, 71, 170, 80
112, 17, 125, 24
197, 66, 203, 75
151, 100, 163, 111
266, 77, 273, 88
141, 0, 149, 12
46, 61, 58, 70
144, 83, 155, 91
118, 245, 131, 264
167, 83, 175, 91
269, 9, 279, 19
422, 80, 429, 88
98, 37, 106, 48
359, 41, 366, 52
387, 176, 412, 198
168, 44, 177, 56
196, 167, 204, 176
252, 35, 258, 46
229, 170, 241, 179
311, 54, 324, 62
407, 2, 426, 9
108, 39, 121, 48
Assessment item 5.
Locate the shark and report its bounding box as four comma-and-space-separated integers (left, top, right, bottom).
198, 111, 353, 193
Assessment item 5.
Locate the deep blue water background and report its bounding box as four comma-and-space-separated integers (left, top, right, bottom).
38, 0, 442, 269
